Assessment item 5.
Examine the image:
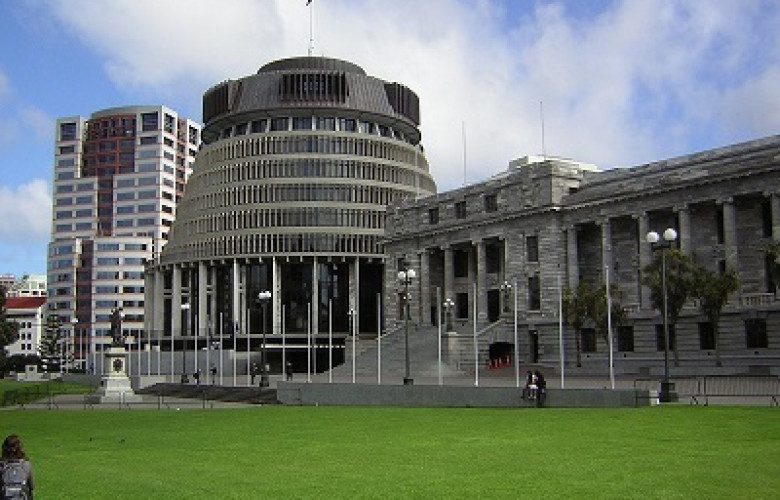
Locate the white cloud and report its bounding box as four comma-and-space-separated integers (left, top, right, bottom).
0, 179, 51, 244
37, 0, 780, 190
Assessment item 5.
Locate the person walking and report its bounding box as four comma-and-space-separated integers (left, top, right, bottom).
535, 370, 547, 408
1, 434, 34, 499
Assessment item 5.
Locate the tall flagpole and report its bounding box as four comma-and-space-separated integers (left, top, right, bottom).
606, 265, 615, 389
307, 0, 314, 56
377, 293, 382, 385
558, 269, 565, 389
514, 280, 520, 388
437, 287, 442, 386
473, 283, 478, 387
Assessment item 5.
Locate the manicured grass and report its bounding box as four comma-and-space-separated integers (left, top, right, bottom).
1, 406, 778, 499
0, 379, 94, 406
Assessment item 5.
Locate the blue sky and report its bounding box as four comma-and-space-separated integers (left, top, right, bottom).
0, 0, 778, 278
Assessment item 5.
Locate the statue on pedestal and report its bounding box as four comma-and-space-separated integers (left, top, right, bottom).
110, 307, 124, 348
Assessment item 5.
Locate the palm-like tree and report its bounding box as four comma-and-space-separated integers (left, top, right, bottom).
692, 266, 739, 366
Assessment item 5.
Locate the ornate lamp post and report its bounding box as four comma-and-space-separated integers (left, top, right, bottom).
257, 290, 271, 387
397, 261, 416, 385
646, 228, 678, 403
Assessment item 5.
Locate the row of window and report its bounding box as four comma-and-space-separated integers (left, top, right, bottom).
200, 134, 430, 185
218, 117, 413, 144
428, 194, 499, 225
171, 232, 384, 261
189, 157, 431, 195
185, 183, 405, 213
183, 207, 385, 236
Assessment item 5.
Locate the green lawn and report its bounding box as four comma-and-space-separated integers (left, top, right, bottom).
1, 406, 778, 499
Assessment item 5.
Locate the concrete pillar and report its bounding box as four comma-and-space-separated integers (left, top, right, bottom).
636, 213, 652, 310
313, 257, 320, 337
476, 239, 488, 324
420, 250, 431, 326
443, 245, 454, 304
771, 192, 780, 241
676, 206, 691, 254
721, 198, 738, 272
601, 218, 612, 283
566, 226, 579, 290
172, 265, 182, 337
198, 261, 208, 338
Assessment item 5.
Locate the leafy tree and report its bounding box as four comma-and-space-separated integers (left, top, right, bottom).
642, 249, 696, 366
0, 290, 21, 376
40, 314, 63, 374
692, 266, 739, 366
563, 282, 593, 367
590, 282, 628, 345
765, 242, 780, 291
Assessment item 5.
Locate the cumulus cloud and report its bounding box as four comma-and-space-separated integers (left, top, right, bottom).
0, 179, 51, 244
37, 0, 780, 189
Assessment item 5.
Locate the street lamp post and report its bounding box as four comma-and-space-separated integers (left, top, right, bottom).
397, 261, 416, 386
646, 228, 678, 403
257, 291, 271, 387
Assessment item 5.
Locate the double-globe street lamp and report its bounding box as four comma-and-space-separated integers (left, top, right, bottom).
257, 290, 272, 387
397, 261, 416, 386
443, 298, 455, 332
646, 228, 678, 403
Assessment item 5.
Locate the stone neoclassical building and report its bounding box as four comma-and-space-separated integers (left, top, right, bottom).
384, 136, 780, 375
145, 56, 435, 370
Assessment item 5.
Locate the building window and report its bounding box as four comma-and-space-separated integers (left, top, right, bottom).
141, 112, 159, 132
762, 199, 773, 238
486, 244, 500, 274
60, 122, 77, 141
453, 249, 469, 278
428, 207, 439, 225
455, 292, 469, 319
526, 235, 539, 263
745, 318, 768, 348
527, 275, 540, 310
655, 324, 677, 351
454, 201, 467, 218
617, 325, 634, 352
484, 194, 497, 213
581, 328, 596, 353
698, 322, 715, 350
716, 207, 725, 244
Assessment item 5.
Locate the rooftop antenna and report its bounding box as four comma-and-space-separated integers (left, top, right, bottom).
540, 100, 547, 160
307, 0, 315, 56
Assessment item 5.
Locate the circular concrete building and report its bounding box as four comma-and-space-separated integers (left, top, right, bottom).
146, 56, 435, 372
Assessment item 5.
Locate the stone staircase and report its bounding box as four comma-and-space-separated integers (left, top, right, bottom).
326, 323, 468, 381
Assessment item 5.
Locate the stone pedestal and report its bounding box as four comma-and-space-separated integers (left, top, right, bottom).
95, 347, 143, 403
443, 332, 460, 364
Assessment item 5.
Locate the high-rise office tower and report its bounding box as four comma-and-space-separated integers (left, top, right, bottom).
48, 106, 200, 369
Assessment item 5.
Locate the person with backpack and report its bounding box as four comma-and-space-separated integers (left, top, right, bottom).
1, 434, 34, 499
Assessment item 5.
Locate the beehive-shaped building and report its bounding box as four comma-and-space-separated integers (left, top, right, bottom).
145, 56, 435, 370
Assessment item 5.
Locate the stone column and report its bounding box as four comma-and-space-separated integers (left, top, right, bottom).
771, 192, 780, 241
566, 226, 579, 290
198, 262, 208, 339
676, 206, 691, 254
171, 265, 182, 338
476, 239, 488, 324
444, 245, 454, 304
636, 213, 652, 310
601, 218, 612, 282
721, 198, 738, 271
420, 250, 431, 326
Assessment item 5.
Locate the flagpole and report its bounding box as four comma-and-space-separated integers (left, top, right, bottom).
606, 265, 615, 389
437, 286, 442, 386
307, 0, 314, 56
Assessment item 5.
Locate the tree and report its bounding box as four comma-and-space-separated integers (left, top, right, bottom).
0, 290, 21, 376
563, 282, 593, 367
642, 249, 696, 366
765, 242, 780, 291
590, 281, 628, 345
39, 314, 63, 374
692, 266, 739, 366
